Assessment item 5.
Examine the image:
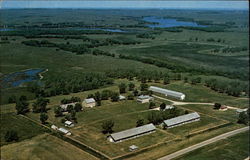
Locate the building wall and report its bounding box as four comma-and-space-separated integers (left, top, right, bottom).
82, 102, 96, 108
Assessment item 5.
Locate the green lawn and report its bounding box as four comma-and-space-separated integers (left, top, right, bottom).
0, 113, 46, 146
150, 81, 249, 108
175, 131, 249, 160
1, 133, 98, 160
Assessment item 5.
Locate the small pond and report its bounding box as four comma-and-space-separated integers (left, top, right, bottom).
0, 69, 45, 88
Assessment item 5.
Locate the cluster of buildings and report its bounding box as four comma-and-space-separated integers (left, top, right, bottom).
108, 112, 201, 143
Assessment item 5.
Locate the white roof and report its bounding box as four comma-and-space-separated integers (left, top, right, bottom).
129, 145, 138, 149
58, 128, 69, 134
149, 86, 185, 98
119, 95, 126, 99
65, 121, 73, 125
137, 95, 152, 100
165, 105, 174, 109
236, 108, 248, 112
51, 125, 58, 129
110, 123, 156, 141
163, 112, 200, 126
60, 102, 76, 109
85, 98, 96, 104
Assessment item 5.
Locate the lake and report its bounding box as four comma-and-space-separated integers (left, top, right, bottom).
143, 17, 207, 28
0, 69, 45, 88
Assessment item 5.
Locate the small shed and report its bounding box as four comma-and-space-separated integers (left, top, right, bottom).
137, 95, 154, 103
65, 120, 74, 127
83, 98, 96, 108
58, 128, 71, 136
129, 145, 138, 151
60, 102, 76, 112
165, 105, 174, 110
119, 95, 126, 101
51, 125, 58, 130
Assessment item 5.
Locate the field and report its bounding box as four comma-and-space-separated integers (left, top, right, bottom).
0, 113, 46, 146
175, 131, 249, 160
0, 8, 249, 160
1, 133, 98, 160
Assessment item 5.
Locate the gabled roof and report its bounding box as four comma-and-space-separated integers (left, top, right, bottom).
110, 123, 156, 141
149, 86, 185, 98
85, 98, 96, 104
58, 128, 69, 134
163, 112, 200, 126
137, 95, 152, 100
65, 121, 73, 125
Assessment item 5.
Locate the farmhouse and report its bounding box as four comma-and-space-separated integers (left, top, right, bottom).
137, 95, 154, 103
149, 86, 185, 100
108, 123, 156, 142
162, 112, 200, 128
58, 128, 71, 136
60, 102, 76, 112
83, 98, 96, 108
65, 120, 74, 127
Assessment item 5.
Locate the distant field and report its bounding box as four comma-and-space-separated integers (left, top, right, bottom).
0, 113, 45, 146
175, 131, 249, 160
1, 133, 98, 160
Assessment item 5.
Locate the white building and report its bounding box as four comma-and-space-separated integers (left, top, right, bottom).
83, 98, 96, 108
65, 120, 74, 127
60, 102, 76, 112
119, 95, 126, 101
58, 128, 71, 136
129, 145, 138, 151
137, 95, 154, 103
108, 123, 156, 143
51, 125, 58, 130
149, 86, 185, 100
162, 112, 200, 129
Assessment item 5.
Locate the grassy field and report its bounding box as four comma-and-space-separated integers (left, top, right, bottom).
0, 113, 46, 146
1, 133, 98, 160
150, 81, 249, 108
175, 131, 249, 160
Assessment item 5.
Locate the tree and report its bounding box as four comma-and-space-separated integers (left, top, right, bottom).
136, 119, 144, 127
160, 103, 166, 110
8, 95, 16, 103
70, 110, 77, 121
101, 90, 111, 100
40, 112, 48, 124
214, 103, 221, 110
15, 100, 29, 115
237, 112, 248, 125
127, 94, 134, 100
19, 95, 27, 101
101, 120, 114, 134
111, 92, 119, 102
133, 89, 139, 96
54, 106, 63, 117
119, 83, 127, 93
149, 102, 156, 109
147, 112, 162, 125
163, 77, 170, 85
184, 77, 188, 83
4, 130, 19, 142
128, 82, 135, 91
140, 83, 148, 91
32, 97, 50, 113
67, 105, 74, 113
94, 91, 101, 106
74, 103, 82, 112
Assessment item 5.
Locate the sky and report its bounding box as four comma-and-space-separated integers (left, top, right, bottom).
1, 1, 249, 10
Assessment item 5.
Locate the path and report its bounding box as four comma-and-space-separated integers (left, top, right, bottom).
39, 69, 48, 79
152, 95, 244, 110
158, 126, 249, 160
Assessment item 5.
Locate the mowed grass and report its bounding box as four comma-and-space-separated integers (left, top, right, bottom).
150, 81, 249, 108
0, 113, 46, 146
179, 104, 239, 122
175, 131, 249, 160
166, 113, 225, 136
0, 133, 98, 160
